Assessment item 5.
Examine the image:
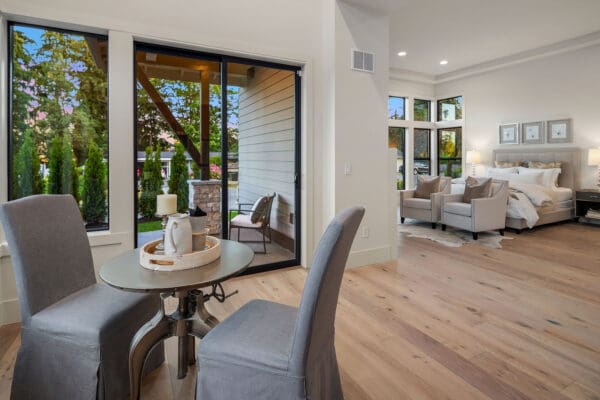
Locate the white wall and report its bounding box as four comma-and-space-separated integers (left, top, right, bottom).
435, 44, 600, 187
334, 2, 395, 267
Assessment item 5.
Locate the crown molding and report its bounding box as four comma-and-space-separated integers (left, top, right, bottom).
391, 30, 600, 85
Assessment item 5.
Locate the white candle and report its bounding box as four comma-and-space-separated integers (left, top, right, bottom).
156, 194, 177, 216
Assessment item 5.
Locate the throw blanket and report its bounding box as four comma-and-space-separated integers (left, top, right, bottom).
507, 183, 553, 228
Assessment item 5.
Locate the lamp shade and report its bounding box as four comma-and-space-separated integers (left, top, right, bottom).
588, 148, 600, 166
466, 150, 481, 164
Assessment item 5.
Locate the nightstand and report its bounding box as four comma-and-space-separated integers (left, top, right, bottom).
575, 189, 600, 226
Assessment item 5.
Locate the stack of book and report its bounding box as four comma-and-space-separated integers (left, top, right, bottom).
585, 208, 600, 220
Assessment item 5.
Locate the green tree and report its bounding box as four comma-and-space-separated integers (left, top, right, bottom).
61, 134, 74, 195
168, 143, 189, 212
13, 129, 43, 198
139, 145, 165, 218
47, 135, 63, 194
83, 141, 106, 225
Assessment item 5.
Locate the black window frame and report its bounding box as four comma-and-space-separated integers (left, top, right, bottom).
7, 21, 110, 231
413, 99, 431, 122
413, 128, 431, 176
437, 96, 463, 122
437, 127, 463, 178
388, 96, 406, 120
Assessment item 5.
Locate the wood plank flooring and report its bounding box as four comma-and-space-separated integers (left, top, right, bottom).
1, 222, 599, 399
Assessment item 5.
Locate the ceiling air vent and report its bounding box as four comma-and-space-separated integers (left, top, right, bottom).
351, 49, 374, 73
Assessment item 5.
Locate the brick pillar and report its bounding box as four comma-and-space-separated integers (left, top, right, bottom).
189, 179, 221, 235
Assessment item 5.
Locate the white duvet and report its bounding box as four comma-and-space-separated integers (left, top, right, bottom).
507, 183, 553, 228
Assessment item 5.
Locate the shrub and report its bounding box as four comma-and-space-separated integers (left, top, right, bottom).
168, 143, 189, 212
139, 145, 164, 218
13, 129, 43, 198
83, 141, 107, 225
47, 135, 63, 194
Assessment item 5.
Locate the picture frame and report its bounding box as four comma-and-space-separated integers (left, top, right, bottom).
546, 119, 572, 144
499, 123, 519, 145
521, 121, 544, 145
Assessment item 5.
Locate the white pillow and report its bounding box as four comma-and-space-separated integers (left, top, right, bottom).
518, 167, 561, 188
486, 167, 518, 177
490, 172, 544, 186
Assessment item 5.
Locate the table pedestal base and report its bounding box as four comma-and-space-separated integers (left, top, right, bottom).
129, 289, 219, 400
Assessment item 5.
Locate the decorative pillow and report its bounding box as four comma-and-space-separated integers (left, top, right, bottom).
526, 161, 562, 169
463, 176, 492, 203
486, 167, 518, 177
492, 172, 544, 186
494, 161, 524, 168
251, 196, 271, 223
518, 167, 561, 188
414, 176, 441, 199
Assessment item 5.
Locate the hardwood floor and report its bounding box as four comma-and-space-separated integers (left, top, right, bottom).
1, 222, 599, 399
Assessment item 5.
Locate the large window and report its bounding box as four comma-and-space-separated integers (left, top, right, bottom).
438, 127, 462, 178
388, 96, 406, 120
413, 129, 431, 176
388, 127, 405, 190
9, 23, 109, 230
437, 96, 463, 121
413, 99, 431, 122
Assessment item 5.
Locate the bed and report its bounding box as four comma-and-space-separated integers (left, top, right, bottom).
493, 147, 580, 231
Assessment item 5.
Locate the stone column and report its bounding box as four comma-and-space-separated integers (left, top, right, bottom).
188, 179, 221, 235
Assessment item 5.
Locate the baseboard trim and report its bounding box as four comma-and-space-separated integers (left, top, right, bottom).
0, 298, 20, 325
346, 245, 392, 269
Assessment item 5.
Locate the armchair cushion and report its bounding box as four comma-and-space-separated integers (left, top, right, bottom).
251, 196, 271, 223
463, 176, 492, 203
415, 176, 441, 199
403, 198, 432, 210
231, 214, 262, 228
444, 202, 472, 217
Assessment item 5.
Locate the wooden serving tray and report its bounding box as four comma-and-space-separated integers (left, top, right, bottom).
139, 236, 221, 271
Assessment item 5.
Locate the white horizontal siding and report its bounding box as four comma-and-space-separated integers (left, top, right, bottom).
237, 67, 296, 239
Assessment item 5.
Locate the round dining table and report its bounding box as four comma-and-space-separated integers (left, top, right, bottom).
99, 239, 254, 400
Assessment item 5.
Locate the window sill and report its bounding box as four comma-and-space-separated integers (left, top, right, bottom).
0, 230, 130, 259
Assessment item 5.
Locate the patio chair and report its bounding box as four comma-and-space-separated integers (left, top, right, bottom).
229, 193, 276, 254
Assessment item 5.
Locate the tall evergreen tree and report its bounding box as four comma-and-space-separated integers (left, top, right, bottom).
61, 134, 74, 195
48, 135, 63, 194
83, 141, 106, 225
168, 143, 188, 212
13, 130, 43, 198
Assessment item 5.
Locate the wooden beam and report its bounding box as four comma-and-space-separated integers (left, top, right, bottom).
200, 71, 210, 180
136, 65, 204, 169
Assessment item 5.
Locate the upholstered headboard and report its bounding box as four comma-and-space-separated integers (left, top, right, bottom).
492, 147, 581, 190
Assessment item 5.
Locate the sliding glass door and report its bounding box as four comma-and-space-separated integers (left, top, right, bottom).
133, 43, 301, 271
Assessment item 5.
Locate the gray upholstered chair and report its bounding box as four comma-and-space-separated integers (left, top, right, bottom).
196, 206, 365, 400
0, 195, 164, 400
400, 176, 452, 228
441, 179, 509, 240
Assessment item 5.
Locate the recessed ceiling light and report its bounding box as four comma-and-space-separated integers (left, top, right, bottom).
440, 60, 448, 65
397, 51, 407, 57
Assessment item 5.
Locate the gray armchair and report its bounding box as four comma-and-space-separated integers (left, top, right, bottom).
400, 176, 451, 228
441, 180, 509, 240
0, 195, 164, 400
196, 206, 365, 400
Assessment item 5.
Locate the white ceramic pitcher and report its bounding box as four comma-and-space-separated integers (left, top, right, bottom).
164, 213, 193, 255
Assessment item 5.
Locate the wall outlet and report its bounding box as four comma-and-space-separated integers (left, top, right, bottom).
344, 162, 352, 176
361, 226, 369, 238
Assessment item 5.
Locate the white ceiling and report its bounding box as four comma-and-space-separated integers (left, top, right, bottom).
343, 0, 600, 78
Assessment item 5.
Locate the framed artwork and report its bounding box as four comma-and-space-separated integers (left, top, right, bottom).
546, 119, 572, 143
499, 123, 519, 145
521, 121, 544, 144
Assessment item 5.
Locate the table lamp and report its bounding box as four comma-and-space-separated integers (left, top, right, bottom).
588, 148, 600, 189
466, 150, 481, 177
